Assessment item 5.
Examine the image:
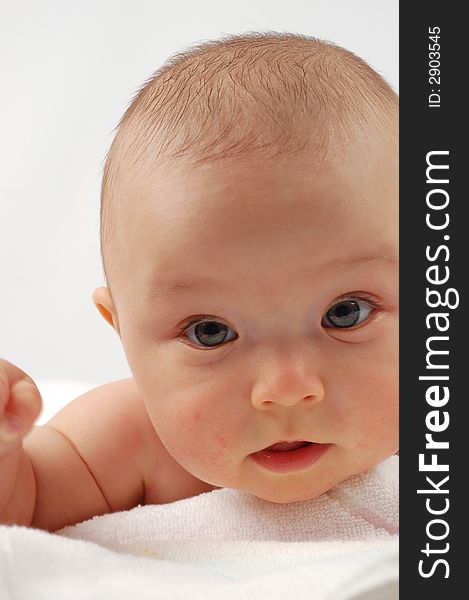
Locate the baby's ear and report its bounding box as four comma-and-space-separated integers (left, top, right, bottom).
92, 287, 120, 335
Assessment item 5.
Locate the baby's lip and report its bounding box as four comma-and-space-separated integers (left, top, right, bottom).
256, 439, 316, 453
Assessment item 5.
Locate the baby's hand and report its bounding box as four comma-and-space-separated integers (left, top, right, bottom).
0, 358, 42, 455
0, 358, 42, 525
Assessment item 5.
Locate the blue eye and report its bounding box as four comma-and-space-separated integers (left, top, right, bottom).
322, 297, 375, 329
183, 320, 238, 348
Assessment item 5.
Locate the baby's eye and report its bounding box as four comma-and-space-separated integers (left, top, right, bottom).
321, 297, 376, 329
182, 319, 238, 349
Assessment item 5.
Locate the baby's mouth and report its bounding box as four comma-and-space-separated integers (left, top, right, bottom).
263, 440, 313, 452
250, 439, 330, 474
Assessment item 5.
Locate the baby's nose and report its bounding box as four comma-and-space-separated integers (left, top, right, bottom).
250, 350, 324, 410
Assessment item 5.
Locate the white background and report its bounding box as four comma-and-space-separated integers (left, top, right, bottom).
0, 0, 398, 386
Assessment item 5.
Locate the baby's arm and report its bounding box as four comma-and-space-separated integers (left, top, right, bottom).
0, 361, 155, 531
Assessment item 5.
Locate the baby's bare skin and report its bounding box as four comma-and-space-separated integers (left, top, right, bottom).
1, 35, 399, 531
0, 132, 398, 531
0, 136, 398, 531
0, 364, 213, 531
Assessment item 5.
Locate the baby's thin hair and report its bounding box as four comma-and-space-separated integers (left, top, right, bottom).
100, 31, 398, 291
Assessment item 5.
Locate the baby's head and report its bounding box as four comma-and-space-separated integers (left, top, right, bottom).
93, 32, 398, 503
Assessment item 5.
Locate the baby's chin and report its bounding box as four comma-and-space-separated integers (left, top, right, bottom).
243, 481, 342, 504
236, 475, 340, 505
241, 457, 397, 504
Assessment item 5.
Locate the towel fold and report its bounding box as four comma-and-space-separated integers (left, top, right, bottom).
0, 456, 398, 600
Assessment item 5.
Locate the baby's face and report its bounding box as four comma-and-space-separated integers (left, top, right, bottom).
103, 134, 398, 503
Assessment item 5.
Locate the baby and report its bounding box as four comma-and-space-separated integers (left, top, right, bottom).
0, 32, 398, 532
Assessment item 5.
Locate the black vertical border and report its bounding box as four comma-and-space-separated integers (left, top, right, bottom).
400, 2, 466, 594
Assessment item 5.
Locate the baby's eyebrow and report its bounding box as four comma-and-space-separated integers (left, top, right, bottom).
150, 278, 224, 293
143, 277, 230, 300
330, 253, 398, 277
342, 254, 398, 268
144, 254, 397, 301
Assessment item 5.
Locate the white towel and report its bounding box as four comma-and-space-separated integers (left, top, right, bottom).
0, 455, 398, 600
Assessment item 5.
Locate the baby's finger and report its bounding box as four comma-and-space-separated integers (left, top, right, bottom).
0, 358, 35, 387
0, 377, 8, 412
0, 381, 42, 442
0, 359, 36, 413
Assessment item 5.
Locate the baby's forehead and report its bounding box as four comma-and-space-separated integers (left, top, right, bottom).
129, 145, 395, 248
101, 34, 397, 287
108, 142, 397, 306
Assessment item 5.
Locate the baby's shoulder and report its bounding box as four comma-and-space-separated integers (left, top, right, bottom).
115, 379, 217, 504
72, 378, 215, 505
37, 378, 213, 521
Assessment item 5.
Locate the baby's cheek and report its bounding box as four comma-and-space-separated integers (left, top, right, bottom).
199, 419, 240, 469
213, 430, 230, 450
353, 402, 398, 452
174, 405, 207, 441
171, 404, 228, 451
